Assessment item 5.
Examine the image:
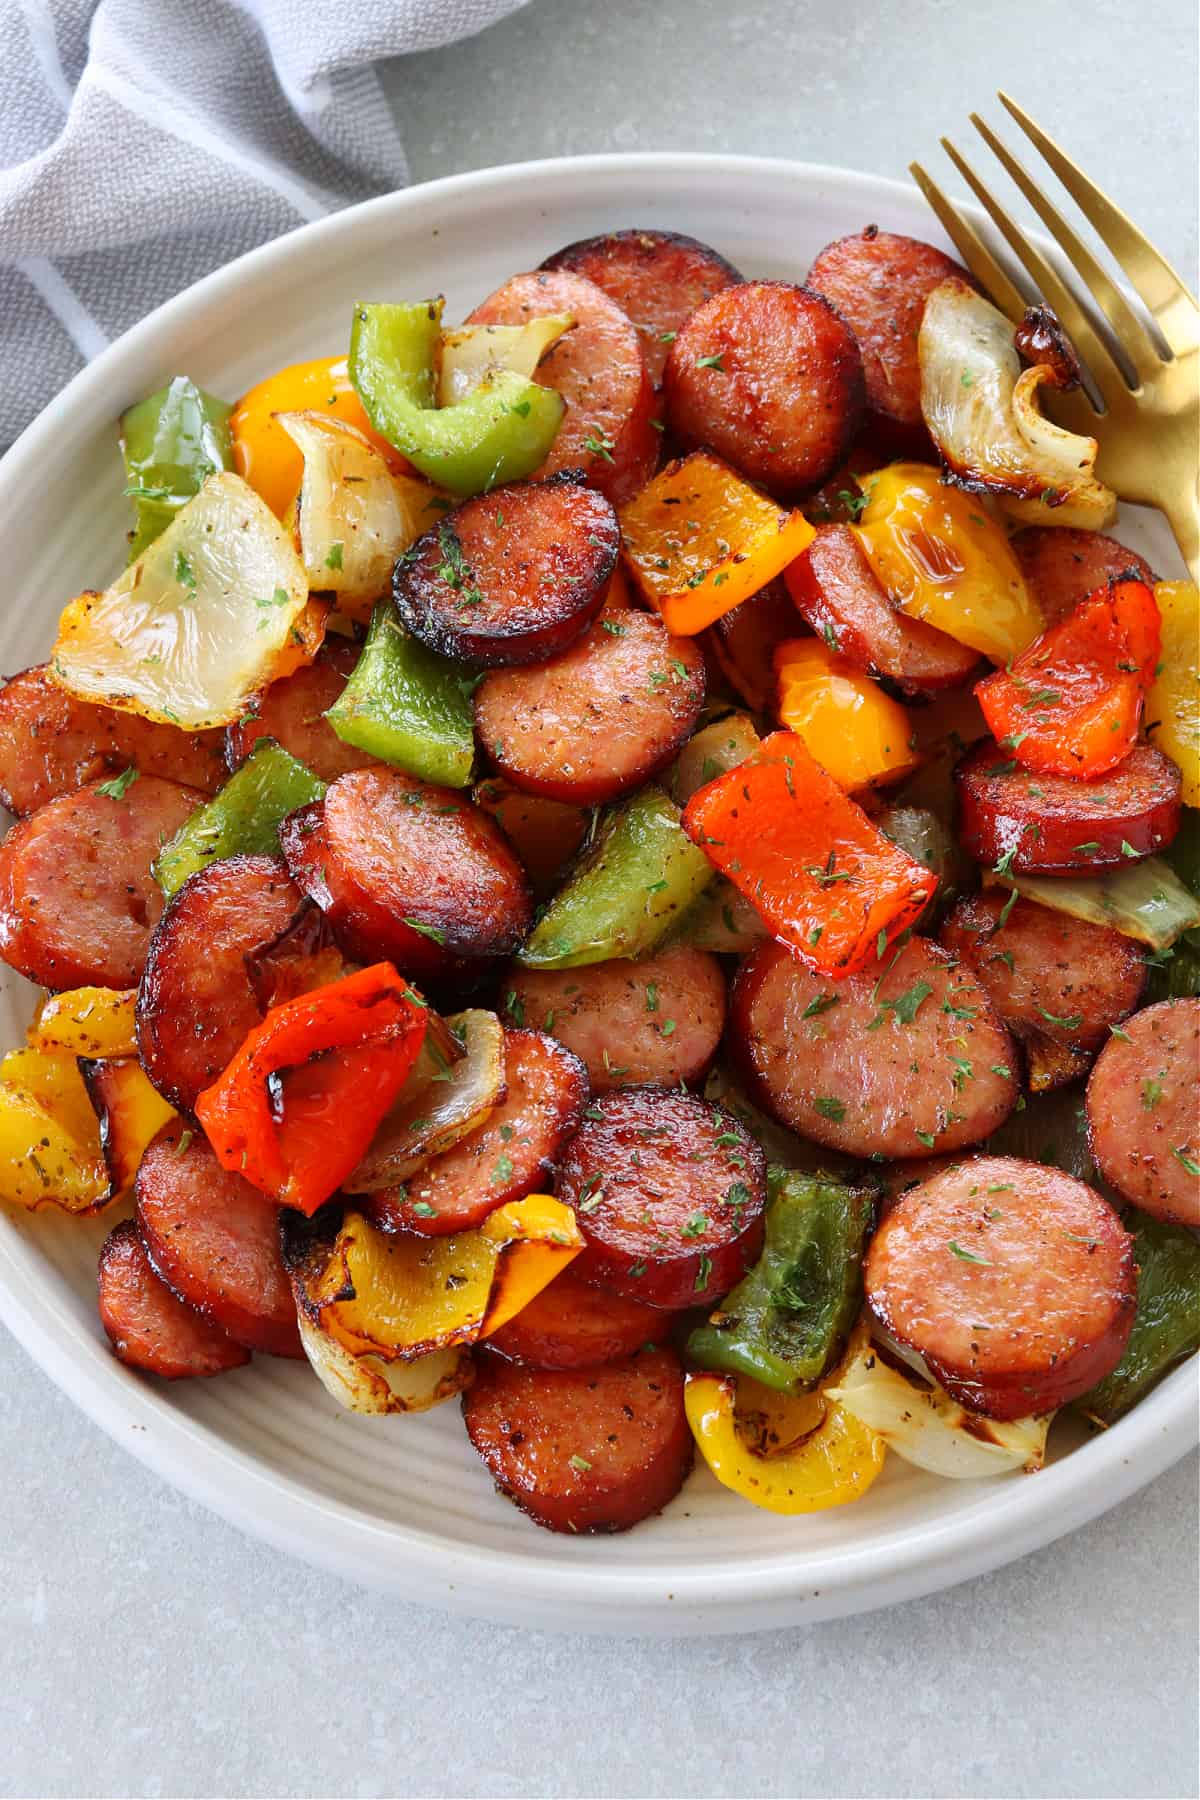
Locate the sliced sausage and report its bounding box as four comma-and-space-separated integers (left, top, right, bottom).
463, 1344, 693, 1532
394, 473, 619, 666
663, 281, 865, 496
137, 854, 305, 1112
784, 525, 981, 696
1087, 997, 1200, 1226
474, 610, 705, 805
467, 268, 659, 504
955, 740, 1181, 873
370, 1028, 587, 1235
0, 665, 224, 817
865, 1154, 1136, 1418
0, 776, 201, 990
506, 946, 726, 1092
226, 638, 377, 783
280, 769, 532, 975
706, 578, 802, 713
486, 1265, 661, 1369
472, 777, 590, 900
940, 890, 1146, 1059
806, 228, 967, 428
1012, 528, 1157, 630
540, 228, 743, 387
97, 1219, 250, 1379
136, 1120, 303, 1357
558, 1086, 766, 1309
730, 936, 1019, 1159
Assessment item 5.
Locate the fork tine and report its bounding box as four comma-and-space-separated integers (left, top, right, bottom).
940, 137, 1127, 408
968, 113, 1162, 386
998, 93, 1199, 340
907, 161, 1027, 322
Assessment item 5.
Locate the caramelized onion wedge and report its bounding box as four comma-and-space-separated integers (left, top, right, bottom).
296, 1312, 472, 1414
437, 315, 574, 406
919, 279, 1116, 530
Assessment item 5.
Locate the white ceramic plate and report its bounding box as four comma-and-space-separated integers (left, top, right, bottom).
0, 153, 1194, 1636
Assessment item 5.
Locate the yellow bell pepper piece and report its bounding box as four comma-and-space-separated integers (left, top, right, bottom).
854, 463, 1042, 663
27, 986, 138, 1060
231, 356, 404, 517
0, 1046, 98, 1146
1146, 581, 1199, 806
620, 450, 815, 635
84, 1059, 177, 1193
685, 1326, 887, 1514
0, 1078, 109, 1213
774, 638, 919, 790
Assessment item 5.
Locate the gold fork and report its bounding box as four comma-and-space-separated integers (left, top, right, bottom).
910, 92, 1199, 582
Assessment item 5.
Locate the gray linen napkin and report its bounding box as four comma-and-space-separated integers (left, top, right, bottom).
0, 0, 529, 447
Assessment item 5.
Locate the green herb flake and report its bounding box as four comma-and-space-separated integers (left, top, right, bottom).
325, 542, 344, 571
814, 1095, 845, 1122
948, 1239, 991, 1265
96, 765, 139, 800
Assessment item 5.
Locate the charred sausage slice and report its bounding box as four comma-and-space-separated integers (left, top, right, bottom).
0, 776, 201, 990
0, 665, 224, 816
463, 1344, 693, 1532
280, 769, 532, 975
467, 268, 659, 504
394, 473, 619, 666
540, 228, 743, 387
486, 1265, 661, 1369
955, 740, 1181, 873
370, 1028, 587, 1235
506, 946, 726, 1093
1012, 528, 1157, 630
865, 1154, 1136, 1418
730, 937, 1019, 1159
474, 610, 705, 805
136, 1120, 303, 1357
98, 1219, 250, 1379
1087, 998, 1200, 1226
664, 281, 865, 496
226, 639, 379, 783
558, 1086, 766, 1310
472, 778, 590, 899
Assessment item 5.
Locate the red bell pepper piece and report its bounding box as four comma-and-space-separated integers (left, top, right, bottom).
195, 962, 427, 1214
975, 578, 1161, 779
681, 730, 936, 975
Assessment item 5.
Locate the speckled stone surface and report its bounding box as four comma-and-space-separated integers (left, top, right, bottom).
2, 1, 1197, 1794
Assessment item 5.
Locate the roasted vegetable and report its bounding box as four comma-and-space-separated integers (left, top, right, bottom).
669, 712, 760, 806
231, 354, 400, 517
295, 1317, 473, 1415
120, 376, 233, 559
1076, 1215, 1200, 1424
1145, 581, 1199, 806
774, 637, 918, 789
875, 803, 969, 930
324, 601, 477, 787
437, 315, 573, 406
0, 1046, 108, 1213
80, 1057, 176, 1194
343, 1008, 505, 1192
985, 856, 1200, 953
153, 738, 326, 898
28, 986, 137, 1059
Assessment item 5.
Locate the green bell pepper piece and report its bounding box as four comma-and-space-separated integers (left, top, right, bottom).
325, 603, 477, 787
349, 301, 564, 497
518, 787, 714, 969
120, 376, 233, 560
687, 1168, 872, 1393
154, 739, 326, 898
1076, 1215, 1200, 1424
1148, 806, 1200, 1001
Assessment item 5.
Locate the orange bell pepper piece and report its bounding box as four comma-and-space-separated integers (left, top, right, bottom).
774, 638, 919, 790
619, 450, 814, 634
195, 963, 427, 1214
231, 356, 407, 517
975, 577, 1161, 779
681, 730, 936, 975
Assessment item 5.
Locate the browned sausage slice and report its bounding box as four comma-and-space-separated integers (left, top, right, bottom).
865, 1154, 1136, 1418
730, 937, 1018, 1159
137, 854, 305, 1111
467, 269, 659, 504
0, 776, 202, 990
394, 473, 619, 666
707, 578, 803, 713
806, 229, 967, 428
940, 890, 1145, 1060
280, 769, 532, 975
474, 610, 705, 805
472, 777, 590, 899
463, 1344, 693, 1532
506, 945, 726, 1092
486, 1265, 661, 1368
558, 1086, 766, 1309
785, 525, 981, 695
136, 1120, 303, 1357
541, 228, 743, 387
370, 1028, 587, 1235
1087, 998, 1200, 1226
98, 1219, 250, 1379
226, 639, 379, 782
1012, 528, 1157, 630
955, 740, 1182, 873
0, 665, 224, 816
663, 281, 865, 495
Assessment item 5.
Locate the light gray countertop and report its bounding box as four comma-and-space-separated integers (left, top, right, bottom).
2, 1, 1197, 1794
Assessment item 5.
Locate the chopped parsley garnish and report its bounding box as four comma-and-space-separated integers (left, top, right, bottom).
96, 765, 139, 800
814, 1095, 846, 1122
948, 1240, 991, 1265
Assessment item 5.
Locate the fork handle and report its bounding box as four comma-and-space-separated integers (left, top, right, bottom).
1162, 487, 1199, 586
